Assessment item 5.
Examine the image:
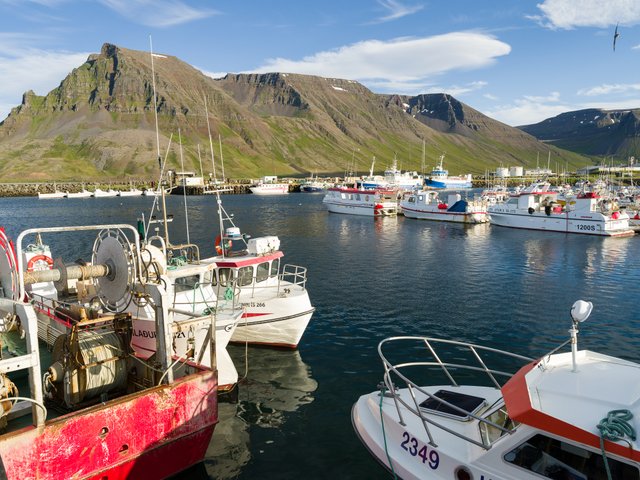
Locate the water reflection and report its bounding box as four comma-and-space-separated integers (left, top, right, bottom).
203, 346, 318, 479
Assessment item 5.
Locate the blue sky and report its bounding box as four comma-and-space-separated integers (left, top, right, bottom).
0, 0, 639, 126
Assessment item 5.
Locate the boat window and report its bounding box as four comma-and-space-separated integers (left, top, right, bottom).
256, 262, 269, 283
504, 433, 639, 480
479, 406, 518, 444
174, 275, 200, 293
237, 266, 254, 287
204, 270, 216, 286
271, 259, 280, 277
218, 268, 234, 286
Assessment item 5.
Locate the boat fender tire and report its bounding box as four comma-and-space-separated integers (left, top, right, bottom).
26, 254, 54, 272
528, 207, 535, 215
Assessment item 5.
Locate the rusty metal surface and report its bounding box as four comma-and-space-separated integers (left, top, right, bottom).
0, 370, 217, 479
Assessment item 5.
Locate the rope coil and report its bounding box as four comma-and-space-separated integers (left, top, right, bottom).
597, 409, 636, 480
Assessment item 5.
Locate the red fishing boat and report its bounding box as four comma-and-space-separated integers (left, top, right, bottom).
0, 224, 219, 479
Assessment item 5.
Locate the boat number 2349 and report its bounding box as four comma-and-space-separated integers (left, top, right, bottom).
400, 432, 439, 469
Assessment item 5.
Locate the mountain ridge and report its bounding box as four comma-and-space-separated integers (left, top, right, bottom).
0, 42, 590, 182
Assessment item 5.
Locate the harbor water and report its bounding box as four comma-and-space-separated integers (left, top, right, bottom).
1, 192, 639, 479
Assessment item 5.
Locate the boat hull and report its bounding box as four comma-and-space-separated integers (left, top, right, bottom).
249, 184, 289, 195
425, 179, 473, 189
323, 201, 397, 216
231, 291, 315, 348
401, 206, 488, 223
37, 192, 66, 199
489, 211, 635, 237
0, 370, 217, 480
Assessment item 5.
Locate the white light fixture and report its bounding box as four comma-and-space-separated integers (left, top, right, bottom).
570, 300, 593, 372
571, 300, 593, 323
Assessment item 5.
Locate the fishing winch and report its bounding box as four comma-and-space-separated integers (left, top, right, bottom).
44, 321, 131, 409
0, 226, 138, 313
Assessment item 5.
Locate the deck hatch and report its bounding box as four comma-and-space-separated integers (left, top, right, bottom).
419, 389, 486, 420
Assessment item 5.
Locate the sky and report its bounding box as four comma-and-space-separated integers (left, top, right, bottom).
0, 0, 639, 127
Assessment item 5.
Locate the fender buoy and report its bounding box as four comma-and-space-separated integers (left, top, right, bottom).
27, 254, 53, 272
215, 235, 232, 255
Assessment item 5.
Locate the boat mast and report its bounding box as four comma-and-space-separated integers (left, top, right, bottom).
204, 97, 218, 182
218, 134, 225, 183
149, 36, 170, 247
178, 129, 191, 245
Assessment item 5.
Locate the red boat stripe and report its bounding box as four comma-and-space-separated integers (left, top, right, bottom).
503, 361, 640, 462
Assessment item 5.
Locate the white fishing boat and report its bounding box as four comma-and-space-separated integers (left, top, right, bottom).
92, 187, 118, 198
37, 183, 66, 199
400, 191, 489, 223
488, 180, 635, 237
250, 176, 289, 195
363, 155, 424, 191
66, 187, 92, 199
205, 194, 315, 347
352, 300, 640, 480
323, 186, 398, 216
425, 154, 473, 189
118, 187, 143, 197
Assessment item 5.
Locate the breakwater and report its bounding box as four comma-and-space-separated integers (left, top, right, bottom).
0, 182, 258, 197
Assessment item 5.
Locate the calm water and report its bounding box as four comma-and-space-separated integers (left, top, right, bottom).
1, 192, 639, 479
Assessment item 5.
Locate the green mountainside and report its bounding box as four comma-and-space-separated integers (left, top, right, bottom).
0, 43, 590, 182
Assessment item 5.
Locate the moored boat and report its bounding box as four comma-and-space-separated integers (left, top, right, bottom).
92, 187, 119, 197
488, 181, 635, 236
118, 187, 144, 197
250, 176, 289, 195
207, 194, 315, 347
323, 186, 398, 216
400, 191, 489, 223
66, 188, 93, 199
352, 300, 640, 480
0, 225, 219, 479
425, 154, 473, 189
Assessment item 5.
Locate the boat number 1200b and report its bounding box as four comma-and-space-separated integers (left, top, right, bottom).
400, 432, 439, 469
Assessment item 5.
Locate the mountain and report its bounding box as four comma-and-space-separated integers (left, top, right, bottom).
0, 43, 589, 182
519, 108, 640, 159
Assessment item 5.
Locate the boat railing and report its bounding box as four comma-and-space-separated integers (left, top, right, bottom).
0, 297, 47, 427
278, 264, 308, 293
378, 336, 535, 450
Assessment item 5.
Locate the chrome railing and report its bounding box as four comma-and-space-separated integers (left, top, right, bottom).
378, 336, 536, 449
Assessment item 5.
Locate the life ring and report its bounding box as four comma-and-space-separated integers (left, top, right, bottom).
27, 254, 53, 272
215, 235, 232, 255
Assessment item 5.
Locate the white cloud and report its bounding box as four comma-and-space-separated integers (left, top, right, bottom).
534, 0, 640, 29
0, 36, 88, 121
250, 33, 510, 90
371, 0, 424, 24
578, 83, 640, 96
485, 93, 570, 126
200, 69, 228, 80
99, 0, 217, 27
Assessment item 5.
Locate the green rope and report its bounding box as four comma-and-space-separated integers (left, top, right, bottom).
168, 255, 187, 267
224, 286, 234, 301
378, 385, 398, 479
597, 409, 636, 480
